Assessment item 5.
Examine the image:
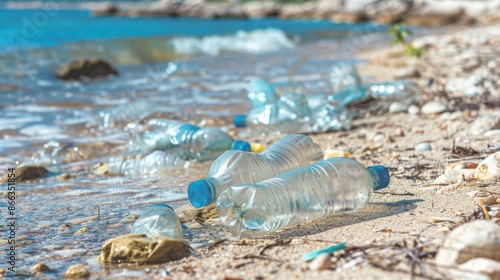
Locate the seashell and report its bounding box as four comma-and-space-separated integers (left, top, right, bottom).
474, 152, 500, 180
433, 161, 478, 184
435, 220, 500, 266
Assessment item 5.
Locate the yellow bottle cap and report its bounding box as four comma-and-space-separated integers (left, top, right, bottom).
250, 143, 266, 153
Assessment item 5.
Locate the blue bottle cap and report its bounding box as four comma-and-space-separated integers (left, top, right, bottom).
233, 115, 246, 128
188, 179, 215, 208
231, 140, 251, 152
152, 203, 174, 210
367, 165, 390, 190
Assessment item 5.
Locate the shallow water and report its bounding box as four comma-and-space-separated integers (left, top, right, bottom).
0, 9, 398, 277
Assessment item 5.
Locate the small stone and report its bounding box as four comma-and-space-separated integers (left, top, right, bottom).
372, 133, 386, 143
0, 166, 48, 183
435, 220, 500, 266
74, 227, 89, 235
30, 263, 50, 274
415, 142, 432, 152
58, 224, 71, 230
408, 105, 420, 115
390, 152, 400, 158
394, 128, 405, 137
57, 173, 71, 180
394, 66, 419, 79
308, 253, 331, 271
65, 264, 89, 278
389, 102, 408, 113
421, 101, 448, 115
0, 268, 7, 276
438, 226, 450, 232
411, 127, 425, 134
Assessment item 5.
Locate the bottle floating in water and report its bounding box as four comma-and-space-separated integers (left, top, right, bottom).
133, 204, 183, 239
108, 150, 188, 176
216, 157, 390, 238
188, 134, 324, 208
100, 100, 157, 128
131, 119, 251, 162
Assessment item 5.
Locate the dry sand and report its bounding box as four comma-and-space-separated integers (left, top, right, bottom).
142, 24, 500, 280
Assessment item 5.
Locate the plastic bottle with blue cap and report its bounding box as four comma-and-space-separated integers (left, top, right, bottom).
133, 204, 183, 239
188, 134, 324, 208
131, 119, 251, 162
215, 157, 391, 238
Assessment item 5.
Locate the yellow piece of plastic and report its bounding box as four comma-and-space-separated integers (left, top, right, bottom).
250, 143, 266, 153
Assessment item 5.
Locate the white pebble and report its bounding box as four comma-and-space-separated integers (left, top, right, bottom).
408, 105, 420, 115
421, 101, 448, 115
415, 142, 432, 152
308, 253, 331, 271
389, 102, 408, 113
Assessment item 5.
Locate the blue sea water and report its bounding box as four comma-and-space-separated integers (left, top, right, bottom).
0, 8, 392, 278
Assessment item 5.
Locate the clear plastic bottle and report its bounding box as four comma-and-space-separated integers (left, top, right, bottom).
366, 80, 419, 105
329, 62, 362, 93
133, 204, 183, 239
131, 119, 251, 162
216, 158, 390, 238
100, 100, 156, 128
247, 79, 278, 108
188, 134, 324, 208
108, 150, 188, 176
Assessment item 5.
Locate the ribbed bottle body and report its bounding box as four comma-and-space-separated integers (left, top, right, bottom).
133, 205, 183, 239
216, 158, 376, 238
108, 150, 187, 176
207, 134, 324, 200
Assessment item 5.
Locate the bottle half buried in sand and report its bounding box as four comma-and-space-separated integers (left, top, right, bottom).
188, 134, 324, 208
133, 204, 183, 239
216, 157, 390, 238
131, 119, 251, 162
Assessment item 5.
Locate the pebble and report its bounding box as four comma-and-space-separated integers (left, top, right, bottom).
408, 105, 420, 115
389, 102, 408, 113
57, 173, 71, 180
421, 101, 448, 115
390, 152, 400, 158
394, 128, 405, 137
0, 268, 6, 276
435, 220, 500, 266
65, 264, 89, 278
74, 227, 89, 235
372, 133, 386, 143
308, 253, 331, 271
415, 142, 432, 152
30, 263, 50, 274
393, 66, 419, 79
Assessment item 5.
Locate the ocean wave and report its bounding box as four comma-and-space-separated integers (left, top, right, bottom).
171, 28, 296, 56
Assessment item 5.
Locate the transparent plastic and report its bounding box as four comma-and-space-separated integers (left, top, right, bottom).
188, 134, 324, 208
329, 62, 362, 93
133, 204, 183, 239
216, 158, 390, 238
247, 79, 278, 108
366, 80, 419, 105
100, 100, 156, 128
108, 150, 188, 176
132, 119, 250, 161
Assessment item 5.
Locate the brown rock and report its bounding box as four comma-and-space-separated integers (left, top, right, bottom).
56, 58, 118, 81
406, 2, 464, 25
30, 263, 51, 274
65, 264, 89, 278
243, 1, 281, 18
0, 166, 48, 183
365, 0, 412, 24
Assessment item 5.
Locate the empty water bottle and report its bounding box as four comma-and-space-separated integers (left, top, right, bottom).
188, 134, 324, 208
108, 150, 188, 176
216, 157, 390, 238
247, 79, 278, 108
133, 204, 183, 239
101, 100, 156, 128
330, 62, 362, 93
366, 80, 419, 105
131, 119, 251, 161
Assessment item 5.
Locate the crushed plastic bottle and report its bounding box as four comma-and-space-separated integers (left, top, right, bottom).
100, 100, 156, 128
247, 79, 279, 108
188, 134, 324, 208
216, 157, 390, 238
329, 62, 362, 93
131, 119, 251, 161
133, 204, 183, 239
108, 150, 188, 176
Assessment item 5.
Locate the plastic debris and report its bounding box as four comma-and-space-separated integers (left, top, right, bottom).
107, 151, 188, 176
133, 204, 183, 239
302, 243, 347, 262
216, 158, 390, 237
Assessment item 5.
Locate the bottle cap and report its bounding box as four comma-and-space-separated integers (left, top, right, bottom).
367, 165, 390, 190
188, 179, 214, 208
152, 203, 174, 211
231, 140, 251, 152
250, 143, 266, 153
233, 115, 246, 128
